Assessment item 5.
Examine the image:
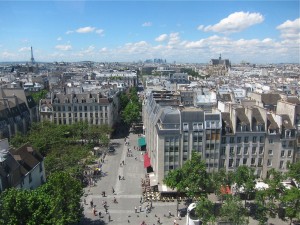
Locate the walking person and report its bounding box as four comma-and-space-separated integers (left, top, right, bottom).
108, 214, 111, 222
135, 206, 137, 213
139, 205, 142, 212
112, 187, 115, 194
90, 200, 93, 208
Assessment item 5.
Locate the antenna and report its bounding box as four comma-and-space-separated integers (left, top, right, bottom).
30, 46, 35, 64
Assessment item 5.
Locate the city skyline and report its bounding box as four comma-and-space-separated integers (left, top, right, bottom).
0, 1, 299, 64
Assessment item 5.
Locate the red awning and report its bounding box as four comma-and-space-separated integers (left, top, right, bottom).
144, 152, 151, 168
220, 185, 232, 195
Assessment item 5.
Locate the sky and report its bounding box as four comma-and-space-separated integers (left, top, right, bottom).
0, 0, 299, 64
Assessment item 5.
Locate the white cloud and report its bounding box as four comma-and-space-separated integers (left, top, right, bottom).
55, 44, 72, 51
66, 30, 74, 34
18, 47, 31, 52
199, 11, 264, 34
276, 18, 300, 40
168, 32, 180, 45
155, 34, 168, 42
57, 37, 62, 41
95, 29, 104, 36
76, 26, 96, 33
142, 22, 152, 27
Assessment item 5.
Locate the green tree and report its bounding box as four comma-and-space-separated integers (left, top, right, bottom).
31, 89, 48, 104
9, 132, 28, 148
119, 92, 130, 110
220, 195, 248, 225
164, 152, 211, 197
195, 197, 216, 225
255, 190, 269, 225
0, 172, 83, 225
280, 187, 300, 224
288, 161, 300, 183
234, 166, 256, 202
122, 101, 141, 125
39, 172, 83, 224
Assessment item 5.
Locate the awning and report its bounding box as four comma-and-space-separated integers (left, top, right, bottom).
138, 137, 146, 147
220, 185, 232, 195
144, 152, 151, 168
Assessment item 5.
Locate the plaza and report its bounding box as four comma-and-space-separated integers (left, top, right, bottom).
80, 132, 185, 225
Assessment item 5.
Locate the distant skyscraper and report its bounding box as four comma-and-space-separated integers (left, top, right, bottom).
30, 46, 35, 64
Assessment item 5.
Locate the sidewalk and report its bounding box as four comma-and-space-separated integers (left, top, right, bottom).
80, 132, 185, 225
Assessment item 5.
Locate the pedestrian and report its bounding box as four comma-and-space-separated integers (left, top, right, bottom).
122, 160, 125, 165
93, 206, 96, 216
119, 175, 121, 180
173, 219, 177, 225
112, 187, 115, 194
157, 217, 161, 224
150, 201, 152, 208
108, 214, 111, 221
169, 210, 172, 217
90, 200, 93, 208
140, 196, 143, 203
99, 211, 102, 218
139, 205, 142, 212
135, 206, 137, 213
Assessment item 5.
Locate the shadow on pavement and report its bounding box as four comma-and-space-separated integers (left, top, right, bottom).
79, 217, 107, 225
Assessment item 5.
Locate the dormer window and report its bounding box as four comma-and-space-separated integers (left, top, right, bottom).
183, 123, 189, 131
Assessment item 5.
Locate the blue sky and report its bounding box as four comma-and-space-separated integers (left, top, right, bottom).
0, 1, 299, 63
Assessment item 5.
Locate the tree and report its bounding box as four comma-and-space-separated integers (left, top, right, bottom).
280, 187, 300, 224
122, 101, 141, 125
195, 197, 216, 225
0, 172, 83, 225
288, 161, 300, 183
164, 152, 211, 197
254, 190, 269, 225
220, 195, 248, 225
40, 172, 83, 224
234, 166, 256, 201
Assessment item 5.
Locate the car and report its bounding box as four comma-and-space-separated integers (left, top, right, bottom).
108, 146, 115, 153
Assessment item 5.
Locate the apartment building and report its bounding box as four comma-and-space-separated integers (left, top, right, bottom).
0, 88, 38, 139
143, 90, 221, 185
143, 89, 299, 187
0, 139, 46, 192
39, 85, 120, 127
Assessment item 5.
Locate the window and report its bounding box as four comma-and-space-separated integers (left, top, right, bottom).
220, 159, 225, 168
229, 159, 234, 168
221, 137, 226, 144
183, 123, 189, 131
281, 150, 285, 157
230, 147, 234, 156
244, 147, 248, 155
237, 147, 241, 155
269, 139, 273, 144
229, 137, 235, 143
252, 136, 257, 142
243, 158, 247, 165
288, 150, 292, 157
236, 159, 240, 167
252, 147, 256, 155
220, 147, 226, 156
244, 137, 249, 143
258, 158, 263, 166
237, 137, 241, 143
259, 147, 264, 155
251, 158, 256, 165
29, 173, 32, 183
268, 150, 273, 155
267, 159, 272, 167
279, 161, 284, 169
260, 136, 264, 143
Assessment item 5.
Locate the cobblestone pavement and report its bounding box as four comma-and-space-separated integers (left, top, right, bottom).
80, 131, 289, 225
